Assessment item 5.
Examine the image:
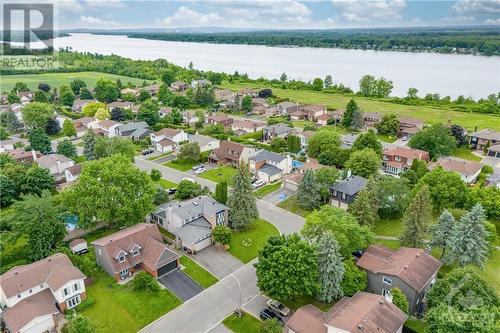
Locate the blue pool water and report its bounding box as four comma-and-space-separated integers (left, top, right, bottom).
292, 160, 304, 168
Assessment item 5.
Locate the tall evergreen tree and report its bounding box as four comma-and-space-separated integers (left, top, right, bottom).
227, 163, 258, 229
347, 177, 378, 226
399, 185, 432, 248
316, 233, 344, 303
430, 210, 455, 259
446, 204, 489, 268
82, 129, 97, 160
215, 180, 228, 204
342, 99, 358, 128
28, 127, 51, 153
350, 108, 364, 129
297, 170, 322, 210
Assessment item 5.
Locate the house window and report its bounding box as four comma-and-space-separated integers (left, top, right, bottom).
133, 249, 139, 256
67, 295, 81, 309
383, 277, 392, 285
40, 284, 43, 288
395, 156, 401, 162
29, 289, 32, 294
383, 155, 388, 161
341, 193, 346, 200
73, 283, 79, 292
119, 256, 125, 263
216, 212, 225, 226
416, 298, 420, 304
63, 287, 69, 297
332, 190, 337, 197
382, 289, 389, 297
17, 294, 21, 299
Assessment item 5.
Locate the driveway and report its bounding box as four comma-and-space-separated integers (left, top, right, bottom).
153, 154, 176, 164
158, 269, 204, 302
243, 294, 292, 324
261, 188, 295, 205
188, 246, 244, 279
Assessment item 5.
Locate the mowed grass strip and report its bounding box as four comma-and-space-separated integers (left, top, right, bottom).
179, 256, 218, 289
222, 313, 261, 333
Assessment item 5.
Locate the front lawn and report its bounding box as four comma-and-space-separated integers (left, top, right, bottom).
451, 147, 483, 161
80, 271, 181, 333
222, 313, 261, 333
291, 120, 315, 128
228, 219, 280, 263
153, 178, 178, 189
253, 181, 282, 198
277, 195, 314, 217
163, 159, 198, 172
376, 133, 397, 143
199, 166, 236, 185
279, 295, 335, 312
373, 218, 405, 237
179, 256, 218, 289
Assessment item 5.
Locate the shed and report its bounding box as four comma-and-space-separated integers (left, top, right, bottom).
69, 238, 88, 254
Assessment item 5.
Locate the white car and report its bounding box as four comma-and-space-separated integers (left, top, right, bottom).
194, 167, 206, 174
182, 177, 195, 182
252, 180, 266, 189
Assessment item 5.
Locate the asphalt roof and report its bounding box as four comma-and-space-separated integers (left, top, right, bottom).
258, 163, 283, 176
173, 217, 212, 244
250, 150, 285, 163
329, 175, 367, 195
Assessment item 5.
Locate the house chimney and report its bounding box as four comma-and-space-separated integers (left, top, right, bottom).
56, 159, 62, 174
31, 149, 37, 161
347, 169, 352, 178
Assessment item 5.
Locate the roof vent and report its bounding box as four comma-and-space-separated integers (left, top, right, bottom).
379, 300, 384, 304
193, 202, 199, 206
48, 258, 51, 262
109, 239, 113, 242
404, 265, 408, 269
416, 253, 420, 257
358, 324, 364, 330
14, 271, 18, 275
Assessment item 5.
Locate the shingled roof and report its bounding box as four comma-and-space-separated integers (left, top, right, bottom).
329, 175, 367, 196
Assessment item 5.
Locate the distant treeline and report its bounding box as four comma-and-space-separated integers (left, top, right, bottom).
118, 27, 500, 56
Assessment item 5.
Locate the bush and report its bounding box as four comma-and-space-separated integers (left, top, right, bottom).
75, 297, 96, 311
213, 225, 231, 245
63, 315, 94, 333
390, 288, 409, 314
131, 271, 160, 292
150, 169, 161, 181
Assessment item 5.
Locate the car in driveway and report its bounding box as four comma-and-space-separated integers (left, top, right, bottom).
192, 164, 204, 171
142, 148, 154, 155
252, 179, 266, 189
167, 188, 177, 195
259, 308, 283, 324
194, 167, 206, 174
267, 299, 291, 317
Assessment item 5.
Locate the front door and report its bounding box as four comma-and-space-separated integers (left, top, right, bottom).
120, 268, 129, 279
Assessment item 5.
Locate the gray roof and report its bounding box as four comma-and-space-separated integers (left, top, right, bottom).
264, 123, 293, 135
250, 150, 285, 163
173, 217, 212, 244
117, 121, 149, 132
330, 175, 367, 195
341, 134, 358, 148
129, 127, 150, 139
258, 163, 283, 176
189, 134, 218, 147
157, 196, 227, 222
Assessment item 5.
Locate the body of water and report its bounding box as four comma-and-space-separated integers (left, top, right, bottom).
51, 33, 499, 98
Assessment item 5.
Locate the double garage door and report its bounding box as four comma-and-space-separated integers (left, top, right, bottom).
157, 260, 178, 277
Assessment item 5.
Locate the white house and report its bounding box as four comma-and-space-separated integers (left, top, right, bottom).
188, 134, 220, 152
150, 128, 188, 152
0, 253, 86, 333
429, 157, 483, 184
36, 154, 75, 177
98, 120, 122, 137
0, 139, 15, 153
249, 150, 293, 183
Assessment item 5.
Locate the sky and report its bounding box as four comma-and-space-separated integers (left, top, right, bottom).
6, 0, 500, 30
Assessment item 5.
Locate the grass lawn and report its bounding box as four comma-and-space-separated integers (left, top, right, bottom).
222, 313, 261, 333
481, 249, 500, 297
153, 178, 178, 189
1, 72, 152, 92
147, 152, 171, 161
228, 219, 280, 263
277, 195, 314, 217
376, 133, 398, 143
291, 120, 315, 128
280, 295, 335, 312
80, 271, 181, 333
451, 147, 483, 161
158, 227, 176, 240
199, 166, 236, 185
221, 82, 500, 131
405, 319, 428, 333
179, 256, 218, 289
253, 181, 282, 198
318, 125, 351, 135
163, 159, 198, 172
48, 132, 66, 140
373, 218, 406, 237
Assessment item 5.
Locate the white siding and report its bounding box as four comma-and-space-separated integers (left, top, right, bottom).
20, 315, 55, 333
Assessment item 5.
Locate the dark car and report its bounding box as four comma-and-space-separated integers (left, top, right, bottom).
352, 250, 365, 258
259, 309, 283, 325
167, 188, 177, 195
141, 148, 154, 155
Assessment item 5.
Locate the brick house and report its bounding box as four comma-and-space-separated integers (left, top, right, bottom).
329, 175, 367, 209
289, 104, 327, 121
429, 157, 483, 184
382, 147, 430, 175
399, 117, 424, 139
208, 140, 256, 166
206, 115, 234, 128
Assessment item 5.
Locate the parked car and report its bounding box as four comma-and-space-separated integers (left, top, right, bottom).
192, 164, 204, 171
141, 148, 154, 155
252, 180, 266, 189
167, 188, 177, 195
259, 309, 283, 324
267, 299, 291, 317
195, 167, 206, 174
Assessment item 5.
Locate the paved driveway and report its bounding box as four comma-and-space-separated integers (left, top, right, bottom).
261, 188, 295, 205
153, 154, 176, 164
189, 246, 244, 279
158, 270, 203, 302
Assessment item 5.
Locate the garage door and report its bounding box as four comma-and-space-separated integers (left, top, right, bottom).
157, 261, 178, 277
194, 237, 213, 252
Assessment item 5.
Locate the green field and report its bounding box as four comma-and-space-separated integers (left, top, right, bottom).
222, 82, 500, 131
1, 72, 153, 92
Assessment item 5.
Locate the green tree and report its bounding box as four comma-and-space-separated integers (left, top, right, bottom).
227, 163, 258, 230
446, 204, 489, 268
7, 92, 21, 104
0, 127, 9, 140
351, 129, 382, 155
315, 167, 339, 201
193, 85, 215, 106
214, 180, 228, 204
297, 170, 321, 210
390, 288, 409, 314
94, 78, 120, 103
324, 75, 333, 88
312, 77, 324, 91
80, 88, 93, 99
0, 175, 17, 207
38, 83, 51, 92
56, 139, 77, 159
375, 113, 400, 136
65, 315, 93, 333
350, 108, 364, 129
466, 186, 500, 221
174, 180, 204, 199
0, 110, 23, 132
347, 177, 378, 226
407, 87, 418, 99
110, 108, 126, 121
399, 185, 432, 248
153, 186, 169, 205
138, 89, 151, 102
302, 206, 373, 259
345, 148, 381, 178
340, 259, 367, 296
408, 124, 457, 159
21, 102, 53, 128
82, 129, 97, 160
28, 127, 51, 153
45, 118, 61, 135
138, 99, 160, 126
307, 130, 340, 157
150, 169, 161, 181
286, 135, 301, 153
10, 191, 66, 260
316, 232, 344, 302
62, 155, 156, 229
62, 118, 77, 138
82, 101, 106, 117
256, 234, 319, 300
94, 108, 110, 120
94, 136, 136, 161
60, 85, 76, 107
430, 210, 456, 259
13, 81, 29, 92
177, 142, 201, 162
318, 147, 351, 168
358, 75, 376, 97
260, 318, 282, 333
374, 176, 411, 218
212, 225, 231, 245
70, 79, 87, 95
132, 271, 160, 292
33, 90, 49, 103
241, 95, 252, 112
427, 304, 499, 333
270, 137, 287, 153
280, 73, 288, 82
161, 69, 176, 86
342, 99, 358, 128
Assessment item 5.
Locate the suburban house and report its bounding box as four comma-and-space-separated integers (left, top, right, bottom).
488, 144, 500, 158
206, 115, 234, 128
231, 119, 266, 134
208, 140, 256, 166
71, 99, 96, 113
283, 158, 323, 191
120, 88, 139, 96
286, 291, 408, 333
0, 139, 14, 153
249, 150, 293, 183
170, 81, 190, 92
315, 113, 332, 126
264, 106, 279, 116
181, 110, 199, 126
252, 97, 268, 107
329, 175, 367, 209
289, 104, 327, 121
219, 101, 237, 111
18, 91, 33, 105
382, 147, 430, 175
36, 154, 75, 178
69, 239, 88, 255
399, 117, 424, 139
276, 101, 299, 115
150, 196, 228, 252
150, 128, 188, 152
159, 107, 173, 118
142, 84, 161, 95
357, 244, 442, 314
8, 149, 40, 163
92, 223, 181, 281
108, 101, 134, 111
98, 120, 121, 137
341, 133, 358, 149
469, 129, 500, 150
297, 130, 315, 149
429, 157, 483, 184
64, 164, 82, 183
74, 116, 99, 131
239, 87, 259, 98
115, 121, 150, 141
262, 123, 295, 141
0, 253, 86, 333
188, 134, 220, 152
364, 112, 382, 129
191, 79, 211, 88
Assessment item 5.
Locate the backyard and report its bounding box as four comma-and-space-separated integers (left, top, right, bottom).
228, 219, 280, 263
277, 195, 317, 217
199, 166, 237, 185
451, 147, 483, 161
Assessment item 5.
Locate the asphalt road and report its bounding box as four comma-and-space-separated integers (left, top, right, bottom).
135, 157, 305, 333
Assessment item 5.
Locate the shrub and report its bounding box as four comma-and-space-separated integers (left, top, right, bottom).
150, 169, 161, 181
390, 288, 409, 314
213, 225, 232, 245
75, 297, 96, 311
131, 271, 160, 292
